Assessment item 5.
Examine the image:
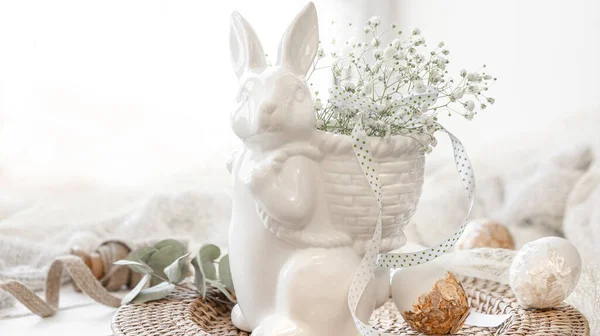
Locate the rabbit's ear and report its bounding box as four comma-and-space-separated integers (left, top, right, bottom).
277, 2, 319, 76
230, 11, 266, 79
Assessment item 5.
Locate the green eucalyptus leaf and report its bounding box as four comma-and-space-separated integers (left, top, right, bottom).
121, 273, 151, 305
198, 244, 221, 280
153, 239, 187, 252
218, 254, 234, 292
164, 252, 191, 284
146, 239, 188, 285
191, 254, 207, 299
126, 246, 157, 264
131, 282, 175, 303
206, 279, 236, 302
114, 260, 154, 274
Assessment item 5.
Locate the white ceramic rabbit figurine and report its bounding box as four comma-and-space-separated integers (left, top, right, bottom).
227, 3, 390, 335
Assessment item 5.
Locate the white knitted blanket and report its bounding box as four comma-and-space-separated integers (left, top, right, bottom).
0, 186, 231, 308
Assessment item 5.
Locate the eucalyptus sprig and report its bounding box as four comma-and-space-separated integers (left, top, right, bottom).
115, 239, 235, 305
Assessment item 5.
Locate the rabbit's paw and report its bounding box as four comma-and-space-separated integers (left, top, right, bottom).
251, 316, 315, 336
231, 304, 251, 332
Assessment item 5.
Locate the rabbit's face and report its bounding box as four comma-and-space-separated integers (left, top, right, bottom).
232, 67, 314, 145
230, 3, 319, 148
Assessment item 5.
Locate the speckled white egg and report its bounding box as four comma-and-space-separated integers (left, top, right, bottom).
509, 237, 582, 309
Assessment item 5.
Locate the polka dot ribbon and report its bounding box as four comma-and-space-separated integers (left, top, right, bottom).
348, 120, 476, 336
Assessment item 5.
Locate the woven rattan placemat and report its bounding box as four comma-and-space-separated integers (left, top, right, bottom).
111, 277, 590, 336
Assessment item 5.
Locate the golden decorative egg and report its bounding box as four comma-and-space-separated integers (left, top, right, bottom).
392, 262, 470, 335
456, 218, 515, 250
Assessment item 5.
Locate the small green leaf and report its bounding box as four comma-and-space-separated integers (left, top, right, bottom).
131, 282, 175, 303
153, 239, 186, 252
164, 252, 191, 284
218, 254, 234, 292
206, 279, 236, 302
146, 239, 188, 285
114, 260, 154, 274
126, 246, 157, 263
198, 244, 221, 280
191, 254, 206, 299
121, 273, 151, 305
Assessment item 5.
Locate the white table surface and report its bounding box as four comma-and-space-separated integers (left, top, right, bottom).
0, 286, 123, 336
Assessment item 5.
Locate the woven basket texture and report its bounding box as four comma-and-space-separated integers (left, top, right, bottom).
312, 131, 426, 253
112, 277, 589, 336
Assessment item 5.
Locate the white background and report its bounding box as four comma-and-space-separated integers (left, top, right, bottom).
0, 0, 599, 190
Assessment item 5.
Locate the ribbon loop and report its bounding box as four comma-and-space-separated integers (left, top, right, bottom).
348, 121, 476, 335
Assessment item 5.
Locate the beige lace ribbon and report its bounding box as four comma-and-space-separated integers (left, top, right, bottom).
0, 256, 122, 317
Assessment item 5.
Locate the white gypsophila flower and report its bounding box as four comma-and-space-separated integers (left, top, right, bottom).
363, 81, 374, 95
465, 100, 475, 112
375, 102, 386, 112
383, 46, 396, 59
413, 80, 426, 93
452, 90, 464, 99
317, 47, 325, 58
467, 72, 480, 81
468, 85, 481, 94
412, 35, 425, 44
373, 48, 383, 59
341, 79, 357, 90
312, 22, 495, 140
436, 55, 447, 65
373, 60, 383, 72
487, 97, 496, 104
369, 16, 381, 26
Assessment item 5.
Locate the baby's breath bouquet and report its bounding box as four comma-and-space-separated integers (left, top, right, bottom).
309, 17, 496, 153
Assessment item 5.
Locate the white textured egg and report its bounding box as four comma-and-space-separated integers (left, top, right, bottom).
509, 237, 582, 309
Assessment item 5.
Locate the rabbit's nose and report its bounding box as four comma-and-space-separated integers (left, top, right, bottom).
260, 102, 277, 114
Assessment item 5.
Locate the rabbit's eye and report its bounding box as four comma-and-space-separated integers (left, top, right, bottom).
236, 90, 249, 103
294, 87, 305, 102
236, 81, 255, 103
